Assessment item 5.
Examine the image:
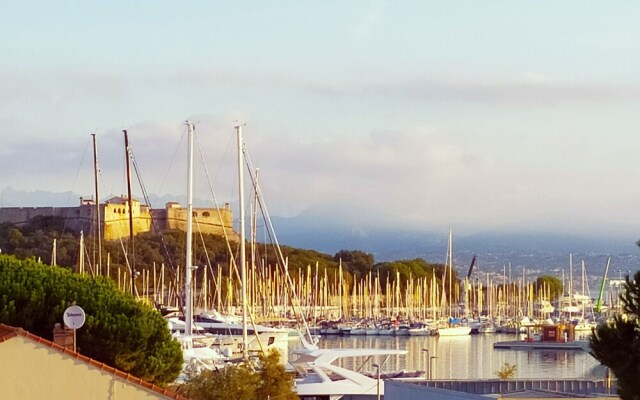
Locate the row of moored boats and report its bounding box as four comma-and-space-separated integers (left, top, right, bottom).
309, 315, 599, 337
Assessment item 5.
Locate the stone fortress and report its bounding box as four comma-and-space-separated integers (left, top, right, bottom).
0, 196, 237, 242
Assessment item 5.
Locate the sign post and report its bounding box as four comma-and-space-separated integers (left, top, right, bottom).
63, 305, 86, 352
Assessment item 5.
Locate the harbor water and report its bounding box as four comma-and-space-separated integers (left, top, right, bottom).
286, 332, 605, 380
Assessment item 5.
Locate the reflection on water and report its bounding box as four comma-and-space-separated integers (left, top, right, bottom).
287, 334, 605, 380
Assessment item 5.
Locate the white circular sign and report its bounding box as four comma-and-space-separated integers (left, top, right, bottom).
63, 305, 86, 329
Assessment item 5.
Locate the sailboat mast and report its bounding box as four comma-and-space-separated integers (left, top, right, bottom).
51, 238, 57, 266
92, 133, 102, 275
78, 231, 85, 274
123, 130, 136, 295
338, 260, 343, 320
236, 124, 249, 359
569, 253, 573, 300
448, 228, 453, 319
185, 121, 195, 336
251, 168, 260, 319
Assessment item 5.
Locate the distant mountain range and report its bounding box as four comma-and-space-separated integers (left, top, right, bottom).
270, 214, 640, 273
3, 187, 639, 275
1, 188, 84, 208
0, 187, 217, 209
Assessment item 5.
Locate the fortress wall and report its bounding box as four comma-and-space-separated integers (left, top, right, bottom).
166, 207, 236, 239
0, 207, 76, 226
0, 207, 96, 237
0, 203, 236, 242
103, 217, 152, 241
102, 203, 152, 241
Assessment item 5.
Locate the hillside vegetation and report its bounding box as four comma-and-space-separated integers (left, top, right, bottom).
0, 216, 453, 294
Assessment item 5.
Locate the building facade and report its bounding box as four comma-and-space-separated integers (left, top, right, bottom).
0, 324, 186, 400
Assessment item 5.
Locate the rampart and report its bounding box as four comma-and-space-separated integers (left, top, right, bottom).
162, 202, 236, 239
0, 198, 237, 242
0, 206, 92, 234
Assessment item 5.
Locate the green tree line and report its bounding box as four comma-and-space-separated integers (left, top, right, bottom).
0, 216, 568, 303
0, 217, 452, 294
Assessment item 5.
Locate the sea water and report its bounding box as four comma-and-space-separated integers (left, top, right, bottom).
287, 333, 605, 380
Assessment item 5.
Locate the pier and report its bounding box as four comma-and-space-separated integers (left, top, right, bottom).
387, 379, 616, 398
493, 339, 590, 351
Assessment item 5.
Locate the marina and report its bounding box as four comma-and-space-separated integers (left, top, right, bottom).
4, 3, 640, 399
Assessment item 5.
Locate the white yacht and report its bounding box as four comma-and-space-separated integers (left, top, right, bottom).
437, 325, 472, 336
193, 311, 290, 348
175, 335, 229, 383
292, 348, 407, 400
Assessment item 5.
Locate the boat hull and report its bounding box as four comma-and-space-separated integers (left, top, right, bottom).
438, 326, 471, 336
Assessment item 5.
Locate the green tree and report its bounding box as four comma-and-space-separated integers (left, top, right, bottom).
255, 350, 298, 400
185, 362, 258, 400
183, 350, 297, 400
375, 258, 446, 293
334, 250, 374, 277
590, 270, 640, 400
0, 254, 182, 385
535, 275, 563, 300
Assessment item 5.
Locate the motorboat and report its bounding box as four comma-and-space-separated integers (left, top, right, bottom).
437, 325, 471, 336
437, 318, 471, 336
194, 312, 290, 340
365, 325, 381, 335
350, 326, 367, 335
408, 326, 431, 336
393, 324, 411, 336
378, 324, 395, 336
167, 311, 290, 353
176, 335, 230, 382
292, 348, 408, 400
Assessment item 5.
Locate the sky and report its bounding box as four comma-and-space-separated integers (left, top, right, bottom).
2, 1, 640, 239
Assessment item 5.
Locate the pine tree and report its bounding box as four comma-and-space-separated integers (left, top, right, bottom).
590, 270, 640, 400
0, 254, 183, 385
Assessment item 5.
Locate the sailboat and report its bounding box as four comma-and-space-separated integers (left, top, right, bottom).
173, 121, 229, 381
437, 229, 471, 337
170, 123, 293, 354
572, 260, 597, 332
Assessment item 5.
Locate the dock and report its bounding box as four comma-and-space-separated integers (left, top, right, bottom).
493, 323, 591, 351
387, 378, 616, 398
493, 339, 590, 351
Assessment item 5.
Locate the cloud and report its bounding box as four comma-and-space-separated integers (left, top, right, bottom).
229, 125, 638, 238
163, 68, 640, 108
1, 68, 638, 133
1, 116, 638, 238
214, 125, 502, 229
2, 66, 639, 238
370, 77, 640, 107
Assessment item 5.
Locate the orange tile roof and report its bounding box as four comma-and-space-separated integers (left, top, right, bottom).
0, 324, 188, 400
